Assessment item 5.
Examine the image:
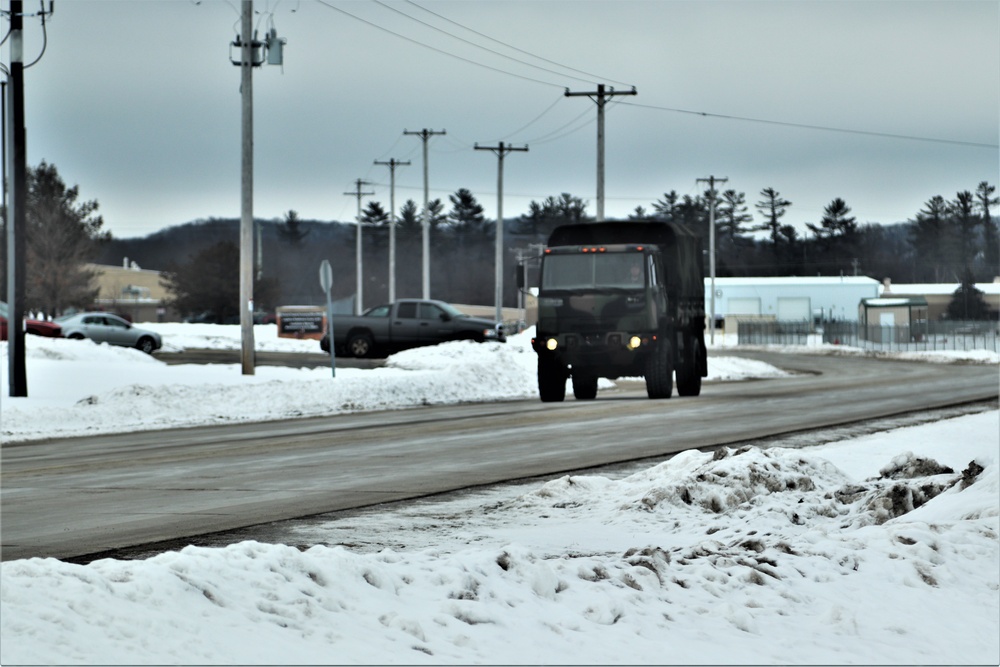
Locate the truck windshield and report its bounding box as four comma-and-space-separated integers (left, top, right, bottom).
541, 252, 645, 290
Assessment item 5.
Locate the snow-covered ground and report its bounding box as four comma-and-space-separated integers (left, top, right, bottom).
1, 325, 998, 665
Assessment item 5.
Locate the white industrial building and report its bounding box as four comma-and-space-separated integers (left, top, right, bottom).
704, 276, 882, 323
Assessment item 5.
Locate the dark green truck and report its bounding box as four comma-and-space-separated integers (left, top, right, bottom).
527, 221, 707, 401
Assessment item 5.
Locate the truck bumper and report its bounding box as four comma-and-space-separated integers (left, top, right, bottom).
531, 331, 657, 377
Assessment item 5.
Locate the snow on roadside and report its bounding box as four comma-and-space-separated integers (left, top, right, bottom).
2, 410, 997, 665
0, 326, 787, 442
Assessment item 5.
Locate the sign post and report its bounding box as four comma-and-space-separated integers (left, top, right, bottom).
319, 260, 336, 377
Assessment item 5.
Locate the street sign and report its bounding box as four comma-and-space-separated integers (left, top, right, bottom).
319, 260, 336, 378
319, 260, 333, 293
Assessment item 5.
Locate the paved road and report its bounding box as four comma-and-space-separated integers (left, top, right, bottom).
2, 352, 996, 561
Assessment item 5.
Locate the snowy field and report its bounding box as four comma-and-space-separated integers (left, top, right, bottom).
1, 324, 998, 664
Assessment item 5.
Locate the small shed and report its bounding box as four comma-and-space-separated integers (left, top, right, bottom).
859, 296, 929, 343
859, 296, 929, 327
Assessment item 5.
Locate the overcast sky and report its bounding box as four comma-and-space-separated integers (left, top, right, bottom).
7, 0, 999, 240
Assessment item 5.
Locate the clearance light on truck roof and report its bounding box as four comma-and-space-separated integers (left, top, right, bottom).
580, 246, 607, 253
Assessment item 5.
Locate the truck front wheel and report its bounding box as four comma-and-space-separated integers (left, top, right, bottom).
538, 355, 567, 402
644, 339, 674, 399
347, 332, 374, 358
676, 334, 703, 397
572, 373, 598, 400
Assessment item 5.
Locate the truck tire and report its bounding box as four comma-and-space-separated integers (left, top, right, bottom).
644, 339, 674, 399
347, 332, 374, 358
538, 355, 567, 402
572, 373, 598, 400
676, 334, 703, 397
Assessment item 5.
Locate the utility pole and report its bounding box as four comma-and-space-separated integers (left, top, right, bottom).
6, 0, 27, 396
697, 175, 727, 345
403, 128, 445, 298
230, 0, 284, 374
237, 0, 256, 375
475, 141, 528, 323
344, 178, 374, 315
373, 158, 410, 302
564, 84, 636, 222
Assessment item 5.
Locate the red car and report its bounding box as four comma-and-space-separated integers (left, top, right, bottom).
0, 301, 63, 340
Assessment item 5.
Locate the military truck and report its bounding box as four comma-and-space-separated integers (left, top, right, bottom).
526, 221, 706, 402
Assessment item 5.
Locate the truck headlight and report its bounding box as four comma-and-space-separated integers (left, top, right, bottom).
627, 335, 642, 350
483, 328, 498, 339
545, 338, 558, 351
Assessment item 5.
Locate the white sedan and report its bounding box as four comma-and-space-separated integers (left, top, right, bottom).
56, 312, 162, 354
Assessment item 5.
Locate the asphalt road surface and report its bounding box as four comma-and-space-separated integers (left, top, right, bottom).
2, 352, 997, 562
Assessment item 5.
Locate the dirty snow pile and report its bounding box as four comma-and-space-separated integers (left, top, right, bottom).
2, 410, 998, 665
0, 324, 786, 441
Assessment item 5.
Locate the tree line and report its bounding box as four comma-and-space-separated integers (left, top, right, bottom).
1, 161, 997, 322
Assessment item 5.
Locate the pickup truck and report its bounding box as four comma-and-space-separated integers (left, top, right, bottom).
319, 299, 506, 357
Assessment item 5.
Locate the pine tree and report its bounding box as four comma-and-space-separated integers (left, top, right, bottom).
422, 199, 448, 230
360, 201, 389, 225
975, 181, 999, 279
396, 199, 421, 238
946, 267, 991, 320
755, 188, 792, 271
950, 191, 978, 280
651, 191, 680, 222
909, 195, 952, 282
717, 190, 754, 244
278, 209, 308, 244
807, 198, 858, 240
447, 188, 486, 235
517, 193, 589, 238
628, 206, 648, 220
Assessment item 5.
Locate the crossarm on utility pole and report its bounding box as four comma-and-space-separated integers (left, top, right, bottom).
344, 179, 375, 315
564, 85, 636, 222
403, 129, 446, 299
475, 141, 529, 323
374, 158, 410, 303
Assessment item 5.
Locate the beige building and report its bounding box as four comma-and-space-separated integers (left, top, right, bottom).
87, 260, 178, 323
881, 279, 1000, 321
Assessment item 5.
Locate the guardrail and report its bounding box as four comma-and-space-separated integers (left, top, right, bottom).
737, 320, 1000, 353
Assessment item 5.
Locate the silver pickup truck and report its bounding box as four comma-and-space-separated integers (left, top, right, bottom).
320, 299, 506, 357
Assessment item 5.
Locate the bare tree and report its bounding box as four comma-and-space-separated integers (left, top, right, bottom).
25, 161, 109, 315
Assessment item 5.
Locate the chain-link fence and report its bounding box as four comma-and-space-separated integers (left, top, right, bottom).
737, 320, 1000, 353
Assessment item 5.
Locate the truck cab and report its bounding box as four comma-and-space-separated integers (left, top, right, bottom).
534, 244, 667, 378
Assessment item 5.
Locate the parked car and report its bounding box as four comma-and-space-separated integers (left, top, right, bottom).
56, 312, 162, 354
0, 301, 63, 340
319, 299, 506, 357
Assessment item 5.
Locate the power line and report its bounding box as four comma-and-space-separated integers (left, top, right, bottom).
370, 0, 598, 86
403, 0, 633, 88
499, 94, 565, 141
314, 0, 565, 89
619, 101, 999, 149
